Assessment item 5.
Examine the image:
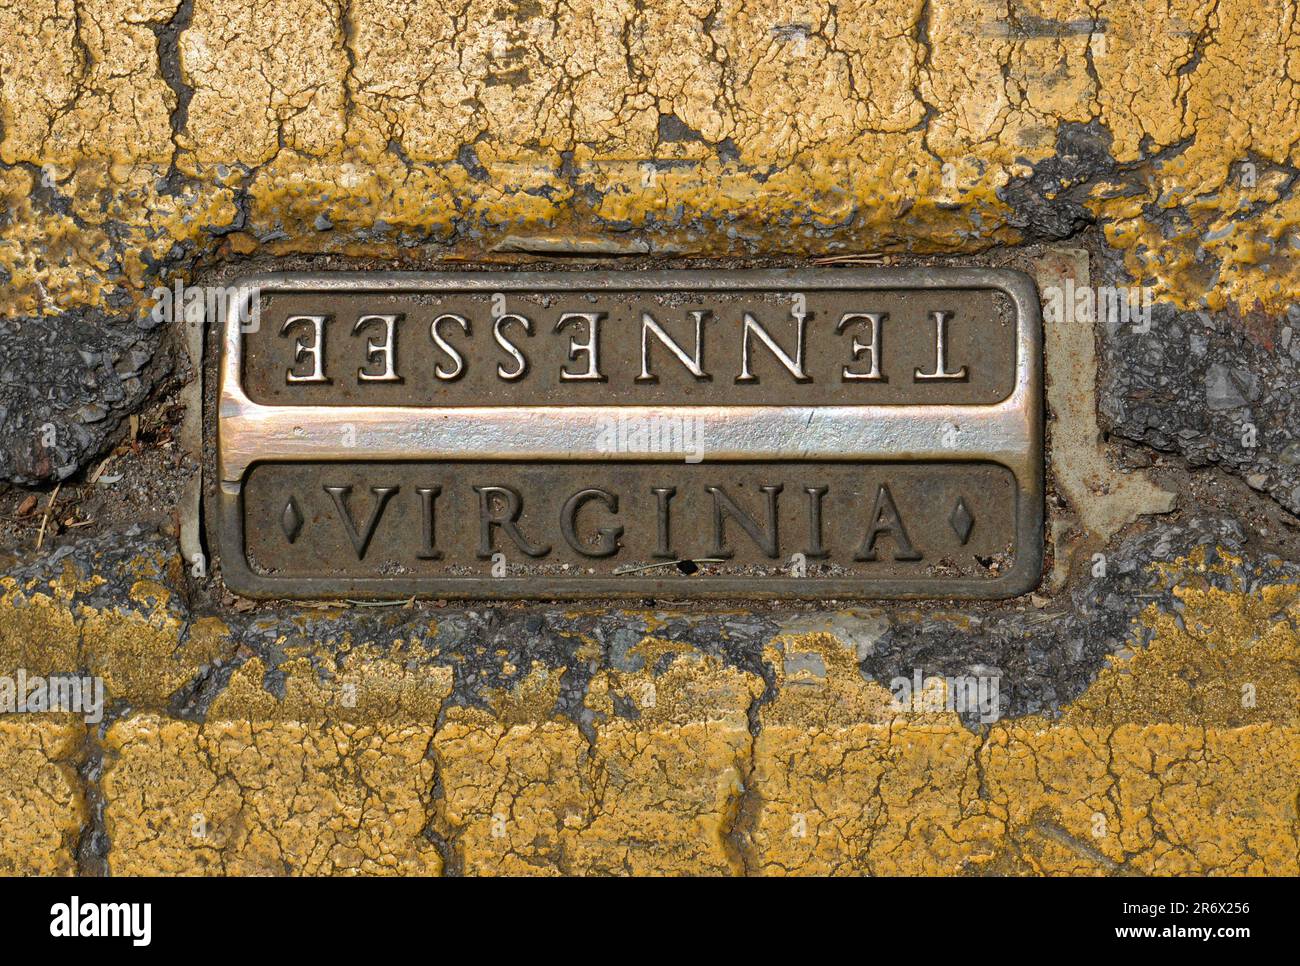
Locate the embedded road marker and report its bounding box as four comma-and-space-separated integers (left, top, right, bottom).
215, 269, 1042, 598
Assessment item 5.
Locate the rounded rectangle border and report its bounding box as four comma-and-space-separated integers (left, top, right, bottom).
214, 268, 1042, 600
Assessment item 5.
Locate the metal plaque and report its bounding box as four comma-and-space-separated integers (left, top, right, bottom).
215, 269, 1042, 599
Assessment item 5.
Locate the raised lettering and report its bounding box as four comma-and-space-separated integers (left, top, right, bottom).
556, 311, 606, 381
804, 484, 829, 558
282, 315, 329, 383
417, 485, 442, 559
430, 313, 470, 380
354, 314, 402, 382
652, 486, 677, 558
324, 484, 398, 559
737, 312, 810, 383
838, 312, 885, 381
855, 483, 922, 561
706, 484, 783, 558
474, 485, 550, 557
638, 310, 711, 382
914, 310, 967, 381
494, 313, 533, 380
559, 488, 624, 557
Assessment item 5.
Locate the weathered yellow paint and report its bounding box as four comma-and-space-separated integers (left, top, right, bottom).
102, 716, 443, 875
2, 0, 1298, 317
1064, 551, 1300, 726
0, 559, 227, 709
0, 718, 84, 876
1, 544, 1296, 874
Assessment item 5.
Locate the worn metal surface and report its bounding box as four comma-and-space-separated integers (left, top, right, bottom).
243, 284, 1018, 406
215, 268, 1042, 598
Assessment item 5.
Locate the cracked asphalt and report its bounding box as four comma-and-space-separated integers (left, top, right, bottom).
0, 0, 1297, 875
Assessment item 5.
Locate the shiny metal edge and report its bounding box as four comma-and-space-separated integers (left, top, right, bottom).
214, 268, 1043, 600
